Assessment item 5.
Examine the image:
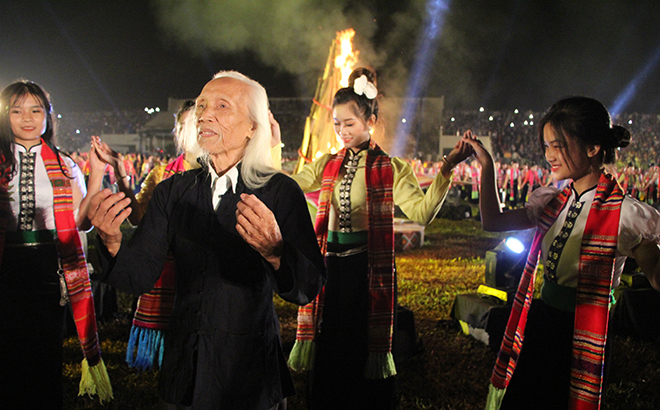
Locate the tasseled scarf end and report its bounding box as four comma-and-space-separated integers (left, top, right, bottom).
79, 358, 113, 404
287, 340, 316, 371
364, 351, 397, 379
485, 383, 506, 410
126, 325, 165, 371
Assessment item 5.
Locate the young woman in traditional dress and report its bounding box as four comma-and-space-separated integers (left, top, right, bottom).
463, 96, 660, 410
0, 80, 112, 408
287, 67, 473, 410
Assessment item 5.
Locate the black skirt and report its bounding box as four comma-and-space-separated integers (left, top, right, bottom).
500, 299, 612, 410
308, 242, 396, 410
0, 243, 66, 409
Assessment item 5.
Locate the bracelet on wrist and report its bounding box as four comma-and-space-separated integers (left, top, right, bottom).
443, 155, 456, 169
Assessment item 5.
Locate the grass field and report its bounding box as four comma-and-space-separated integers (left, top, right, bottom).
63, 217, 660, 409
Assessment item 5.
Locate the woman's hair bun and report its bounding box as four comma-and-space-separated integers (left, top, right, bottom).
611, 125, 631, 148
348, 67, 377, 88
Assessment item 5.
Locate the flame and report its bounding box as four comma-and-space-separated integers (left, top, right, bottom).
334, 29, 359, 88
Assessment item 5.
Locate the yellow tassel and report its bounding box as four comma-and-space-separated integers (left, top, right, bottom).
485, 383, 506, 410
287, 340, 316, 371
79, 358, 114, 404
364, 352, 397, 379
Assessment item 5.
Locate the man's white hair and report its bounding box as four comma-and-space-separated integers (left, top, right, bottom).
176, 106, 204, 167
199, 70, 277, 189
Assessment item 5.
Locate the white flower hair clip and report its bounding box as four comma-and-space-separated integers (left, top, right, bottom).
353, 75, 378, 99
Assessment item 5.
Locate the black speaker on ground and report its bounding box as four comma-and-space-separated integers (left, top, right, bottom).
484, 238, 527, 288
438, 203, 472, 220
451, 290, 512, 351
394, 305, 421, 364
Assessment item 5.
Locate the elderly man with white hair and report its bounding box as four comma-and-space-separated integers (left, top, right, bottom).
88, 71, 326, 410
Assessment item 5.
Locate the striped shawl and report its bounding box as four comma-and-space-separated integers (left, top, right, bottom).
288, 140, 396, 379
126, 154, 186, 370
0, 141, 113, 401
487, 173, 623, 410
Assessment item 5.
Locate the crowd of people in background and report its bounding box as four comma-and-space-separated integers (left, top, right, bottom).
57, 106, 660, 212
5, 67, 660, 410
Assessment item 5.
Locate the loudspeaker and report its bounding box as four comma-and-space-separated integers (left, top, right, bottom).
451, 293, 512, 351
394, 305, 421, 363
484, 241, 526, 288
438, 203, 472, 220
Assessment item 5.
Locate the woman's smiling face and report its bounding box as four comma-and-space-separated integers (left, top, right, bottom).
9, 93, 47, 149
333, 101, 374, 153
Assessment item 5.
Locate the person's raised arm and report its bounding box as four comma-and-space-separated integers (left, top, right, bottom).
92, 136, 142, 224
269, 111, 282, 169
77, 140, 107, 230
463, 131, 534, 232
393, 139, 474, 225
440, 139, 473, 179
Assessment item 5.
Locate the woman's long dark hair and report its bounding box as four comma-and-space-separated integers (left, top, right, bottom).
0, 80, 69, 181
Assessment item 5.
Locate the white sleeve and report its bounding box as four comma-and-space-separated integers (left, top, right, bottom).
618, 196, 660, 256
524, 186, 560, 225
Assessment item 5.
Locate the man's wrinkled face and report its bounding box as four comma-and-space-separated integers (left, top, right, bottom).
195, 77, 255, 159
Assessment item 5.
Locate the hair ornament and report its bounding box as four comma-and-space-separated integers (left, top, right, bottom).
353, 75, 377, 99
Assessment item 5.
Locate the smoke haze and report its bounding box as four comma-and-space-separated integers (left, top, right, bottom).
152, 0, 660, 113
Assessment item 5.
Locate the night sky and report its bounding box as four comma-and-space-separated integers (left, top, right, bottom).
3, 0, 660, 114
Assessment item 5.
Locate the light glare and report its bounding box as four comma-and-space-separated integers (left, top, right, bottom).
505, 237, 525, 254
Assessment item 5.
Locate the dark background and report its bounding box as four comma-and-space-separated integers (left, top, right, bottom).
3, 0, 660, 114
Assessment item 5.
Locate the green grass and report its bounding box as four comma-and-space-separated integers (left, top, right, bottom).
63, 217, 660, 409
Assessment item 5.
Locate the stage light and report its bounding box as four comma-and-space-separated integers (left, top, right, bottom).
505, 237, 525, 254
402, 118, 407, 123
479, 107, 484, 112
484, 236, 529, 289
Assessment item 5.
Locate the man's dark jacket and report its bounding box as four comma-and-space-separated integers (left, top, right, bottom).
98, 167, 326, 409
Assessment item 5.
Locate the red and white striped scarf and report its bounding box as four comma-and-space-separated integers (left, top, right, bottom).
0, 141, 112, 401
289, 140, 396, 378
488, 173, 622, 410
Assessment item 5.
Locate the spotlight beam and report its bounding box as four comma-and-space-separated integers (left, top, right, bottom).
393, 0, 451, 157
610, 37, 660, 116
